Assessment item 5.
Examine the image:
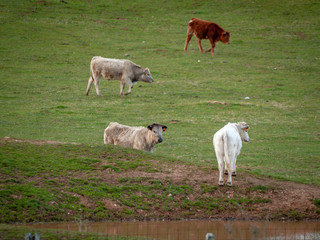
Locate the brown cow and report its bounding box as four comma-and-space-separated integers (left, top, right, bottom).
184, 18, 230, 56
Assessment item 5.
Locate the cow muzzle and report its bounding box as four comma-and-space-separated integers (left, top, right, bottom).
158, 137, 163, 143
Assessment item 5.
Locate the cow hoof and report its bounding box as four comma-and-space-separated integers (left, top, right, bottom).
232, 172, 237, 176
224, 170, 228, 175
219, 181, 224, 186
227, 182, 232, 186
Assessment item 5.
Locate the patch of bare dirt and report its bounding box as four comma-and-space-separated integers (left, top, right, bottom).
91, 158, 320, 221
97, 160, 320, 221
2, 136, 79, 146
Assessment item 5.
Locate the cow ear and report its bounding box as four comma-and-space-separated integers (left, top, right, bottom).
241, 125, 249, 131
162, 125, 167, 132
147, 125, 153, 131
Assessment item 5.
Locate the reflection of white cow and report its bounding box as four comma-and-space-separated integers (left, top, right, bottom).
213, 122, 250, 186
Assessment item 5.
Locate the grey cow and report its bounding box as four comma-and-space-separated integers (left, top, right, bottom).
104, 122, 167, 152
86, 56, 154, 97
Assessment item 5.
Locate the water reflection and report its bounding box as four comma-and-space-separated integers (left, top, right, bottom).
25, 220, 320, 240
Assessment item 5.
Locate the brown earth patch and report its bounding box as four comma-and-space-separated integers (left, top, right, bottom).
90, 155, 320, 221
208, 101, 231, 105
2, 136, 79, 146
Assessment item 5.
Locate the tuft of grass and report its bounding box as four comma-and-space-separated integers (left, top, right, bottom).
313, 198, 320, 208
201, 184, 218, 193
247, 185, 270, 193
312, 198, 320, 214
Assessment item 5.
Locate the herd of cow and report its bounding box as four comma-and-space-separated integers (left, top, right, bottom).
86, 18, 249, 186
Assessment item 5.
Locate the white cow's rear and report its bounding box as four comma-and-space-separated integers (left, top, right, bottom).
213, 122, 249, 186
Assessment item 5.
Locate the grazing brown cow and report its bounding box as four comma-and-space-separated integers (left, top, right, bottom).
184, 18, 230, 56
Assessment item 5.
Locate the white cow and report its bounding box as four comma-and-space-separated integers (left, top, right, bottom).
104, 122, 167, 152
213, 122, 250, 186
86, 56, 154, 97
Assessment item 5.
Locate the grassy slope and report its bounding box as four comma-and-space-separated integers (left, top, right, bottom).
0, 0, 319, 197
2, 139, 319, 224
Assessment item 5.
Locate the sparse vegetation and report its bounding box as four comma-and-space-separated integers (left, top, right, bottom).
247, 185, 270, 193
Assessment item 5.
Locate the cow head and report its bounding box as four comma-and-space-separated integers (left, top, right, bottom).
237, 122, 250, 142
221, 31, 230, 44
147, 123, 167, 143
140, 68, 154, 83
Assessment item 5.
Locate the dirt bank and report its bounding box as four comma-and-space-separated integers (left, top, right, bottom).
1, 137, 320, 222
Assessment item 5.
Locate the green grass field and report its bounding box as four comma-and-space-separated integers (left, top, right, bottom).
1, 0, 319, 185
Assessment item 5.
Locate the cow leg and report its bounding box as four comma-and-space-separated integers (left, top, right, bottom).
184, 34, 193, 52
120, 82, 125, 97
184, 26, 194, 52
227, 170, 232, 186
125, 82, 133, 96
197, 38, 204, 54
93, 75, 102, 97
86, 76, 94, 95
209, 38, 216, 56
216, 152, 224, 186
224, 161, 228, 175
125, 86, 132, 96
225, 153, 233, 186
232, 156, 238, 176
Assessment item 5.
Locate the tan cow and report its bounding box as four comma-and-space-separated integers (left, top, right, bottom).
86, 56, 154, 97
104, 122, 167, 152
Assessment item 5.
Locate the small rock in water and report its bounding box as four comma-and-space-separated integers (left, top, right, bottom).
206, 233, 215, 240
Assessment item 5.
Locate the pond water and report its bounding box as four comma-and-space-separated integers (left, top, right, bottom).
24, 220, 320, 240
